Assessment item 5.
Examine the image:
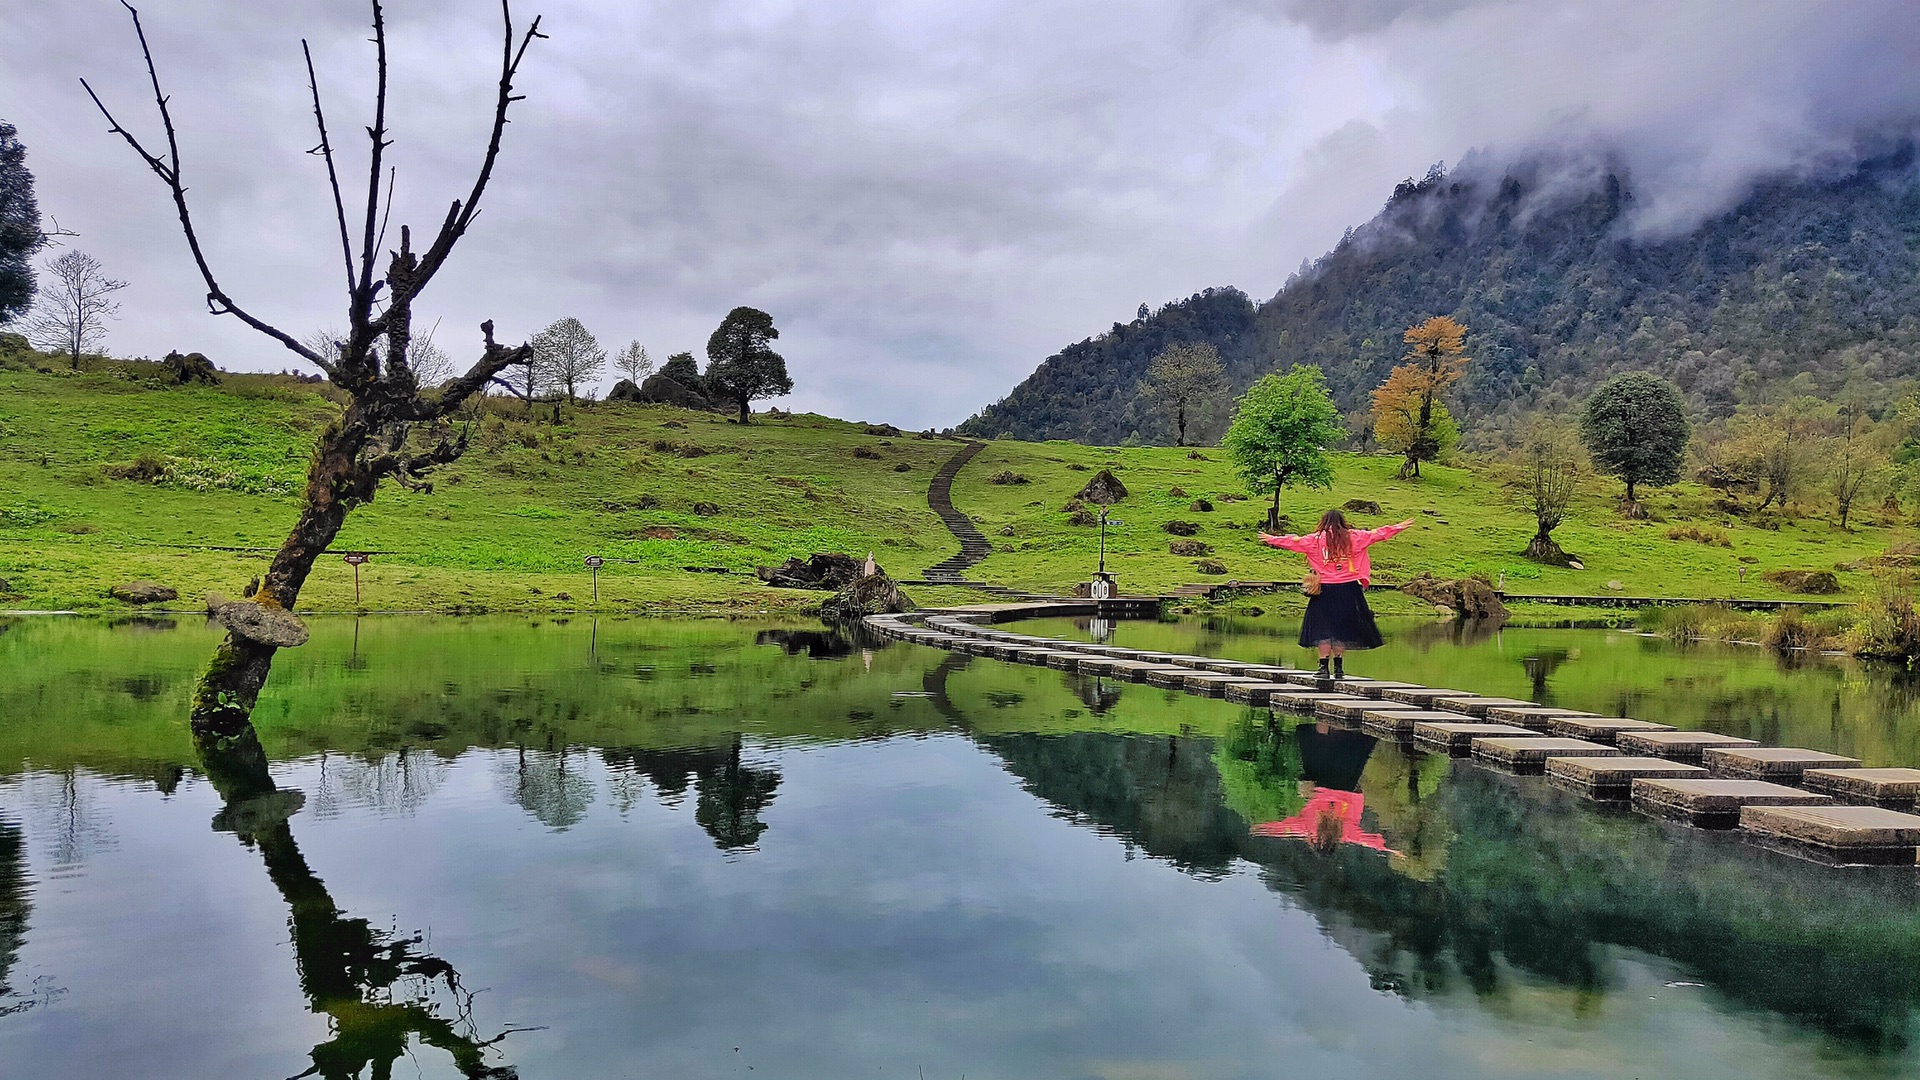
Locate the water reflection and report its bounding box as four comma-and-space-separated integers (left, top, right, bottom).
2, 616, 1920, 1076
197, 733, 529, 1078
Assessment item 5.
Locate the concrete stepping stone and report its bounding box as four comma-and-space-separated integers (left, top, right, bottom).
1328, 679, 1427, 699
1101, 661, 1183, 683
1276, 670, 1336, 688
1432, 695, 1539, 719
1267, 691, 1351, 715
1317, 697, 1430, 724
1801, 768, 1920, 810
1380, 687, 1478, 707
1183, 673, 1267, 697
1023, 649, 1083, 667
1701, 746, 1862, 784
1546, 756, 1708, 801
1473, 737, 1617, 774
1362, 709, 1468, 740
1223, 681, 1302, 706
1413, 720, 1541, 756
1631, 777, 1830, 829
1547, 716, 1674, 744
1193, 658, 1264, 674
1073, 657, 1124, 676
1483, 705, 1599, 730
1616, 730, 1761, 763
1044, 651, 1085, 670
1146, 667, 1198, 688
1740, 804, 1920, 866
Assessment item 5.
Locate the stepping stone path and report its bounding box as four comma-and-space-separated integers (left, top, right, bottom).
865, 603, 1920, 867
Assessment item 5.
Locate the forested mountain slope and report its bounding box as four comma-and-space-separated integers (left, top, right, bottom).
965, 144, 1920, 444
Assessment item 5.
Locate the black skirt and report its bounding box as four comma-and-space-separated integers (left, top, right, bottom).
1298, 580, 1384, 649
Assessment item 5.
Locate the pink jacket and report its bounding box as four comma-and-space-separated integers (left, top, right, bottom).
1261, 522, 1410, 585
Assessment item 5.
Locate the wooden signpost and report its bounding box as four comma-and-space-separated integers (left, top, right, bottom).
342, 552, 370, 605
584, 555, 604, 605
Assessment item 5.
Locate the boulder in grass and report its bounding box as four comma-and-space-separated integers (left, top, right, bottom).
1400, 573, 1509, 621
820, 572, 915, 620
1075, 469, 1128, 505
111, 581, 178, 605
162, 350, 220, 386
1763, 569, 1841, 595
206, 593, 311, 648
1342, 499, 1383, 515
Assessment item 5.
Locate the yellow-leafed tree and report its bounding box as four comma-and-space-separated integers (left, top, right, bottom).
1370, 315, 1471, 479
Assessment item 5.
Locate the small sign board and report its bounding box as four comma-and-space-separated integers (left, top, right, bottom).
584, 556, 605, 569
342, 552, 370, 566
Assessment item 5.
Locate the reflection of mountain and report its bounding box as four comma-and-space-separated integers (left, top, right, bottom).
198, 733, 524, 1079
601, 737, 782, 851
976, 724, 1920, 1049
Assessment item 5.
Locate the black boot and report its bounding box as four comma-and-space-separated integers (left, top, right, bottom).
1314, 657, 1330, 681
1332, 656, 1345, 680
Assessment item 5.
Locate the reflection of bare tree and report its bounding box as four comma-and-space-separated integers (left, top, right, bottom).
599, 738, 782, 851
196, 732, 527, 1079
311, 748, 451, 820
0, 819, 42, 1017
6, 769, 117, 869
495, 746, 594, 830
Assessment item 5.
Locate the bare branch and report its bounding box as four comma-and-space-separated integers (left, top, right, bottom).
82, 3, 335, 378
352, 0, 392, 324
301, 40, 356, 294
417, 319, 531, 418
410, 1, 546, 293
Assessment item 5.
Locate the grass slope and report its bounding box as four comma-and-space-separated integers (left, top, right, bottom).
0, 362, 1912, 612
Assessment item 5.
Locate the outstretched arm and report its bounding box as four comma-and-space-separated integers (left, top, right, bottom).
1258, 532, 1315, 553
1361, 520, 1417, 544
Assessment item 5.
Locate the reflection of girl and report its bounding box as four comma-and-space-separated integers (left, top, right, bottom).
1259, 509, 1414, 680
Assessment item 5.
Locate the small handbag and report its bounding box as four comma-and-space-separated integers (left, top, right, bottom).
1302, 570, 1321, 596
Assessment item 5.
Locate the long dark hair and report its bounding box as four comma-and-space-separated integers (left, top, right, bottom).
1318, 509, 1353, 564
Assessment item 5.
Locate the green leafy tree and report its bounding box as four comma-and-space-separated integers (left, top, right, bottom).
1580, 372, 1690, 511
659, 350, 700, 387
1223, 366, 1345, 530
704, 306, 791, 424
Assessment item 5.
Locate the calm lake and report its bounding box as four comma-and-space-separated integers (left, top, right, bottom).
3, 613, 1919, 1079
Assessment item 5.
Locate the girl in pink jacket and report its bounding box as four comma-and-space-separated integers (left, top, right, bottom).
1259, 509, 1414, 680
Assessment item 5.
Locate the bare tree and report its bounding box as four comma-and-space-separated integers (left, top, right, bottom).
1140, 342, 1226, 447
612, 339, 651, 384
1514, 418, 1583, 566
1828, 411, 1885, 531
84, 0, 544, 735
531, 316, 604, 400
24, 249, 127, 367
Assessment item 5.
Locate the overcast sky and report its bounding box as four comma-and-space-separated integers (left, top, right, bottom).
4, 0, 1918, 427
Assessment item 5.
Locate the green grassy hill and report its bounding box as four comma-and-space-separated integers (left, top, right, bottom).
0, 361, 1912, 612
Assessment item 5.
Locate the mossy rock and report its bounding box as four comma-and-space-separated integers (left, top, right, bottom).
1762, 569, 1841, 594
1169, 539, 1212, 557
1163, 520, 1200, 536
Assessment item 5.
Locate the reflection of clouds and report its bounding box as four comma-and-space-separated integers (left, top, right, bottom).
495, 747, 596, 831
308, 748, 453, 820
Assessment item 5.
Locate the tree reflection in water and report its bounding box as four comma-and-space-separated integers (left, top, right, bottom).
600, 735, 783, 851
196, 732, 529, 1079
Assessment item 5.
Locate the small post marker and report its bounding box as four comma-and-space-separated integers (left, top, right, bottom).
342, 552, 370, 606
584, 555, 604, 605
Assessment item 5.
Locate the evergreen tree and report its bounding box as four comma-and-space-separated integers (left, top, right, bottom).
704, 306, 792, 424
0, 121, 45, 324
1223, 366, 1345, 531
1580, 372, 1690, 510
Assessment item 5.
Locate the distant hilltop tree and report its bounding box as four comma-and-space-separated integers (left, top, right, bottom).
24, 249, 127, 369
704, 306, 791, 424
612, 339, 652, 384
532, 316, 605, 401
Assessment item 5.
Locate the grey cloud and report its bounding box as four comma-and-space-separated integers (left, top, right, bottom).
1, 1, 1917, 427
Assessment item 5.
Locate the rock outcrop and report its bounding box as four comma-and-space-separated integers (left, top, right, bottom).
110, 581, 178, 604
820, 572, 914, 620
756, 553, 867, 590
1400, 573, 1509, 620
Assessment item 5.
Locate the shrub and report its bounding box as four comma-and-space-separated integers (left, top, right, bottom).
1066, 509, 1098, 526
679, 444, 710, 458
1187, 451, 1209, 461
1848, 577, 1920, 667
106, 453, 169, 484
1189, 498, 1213, 512
691, 502, 720, 516
1342, 499, 1382, 514
1169, 540, 1212, 556
1194, 559, 1228, 575
651, 439, 678, 452
1168, 486, 1188, 498
988, 470, 1029, 484
893, 462, 912, 472
852, 446, 883, 460
1666, 525, 1731, 547
1067, 462, 1090, 471
1163, 520, 1200, 536
1762, 569, 1840, 594
1763, 610, 1828, 653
